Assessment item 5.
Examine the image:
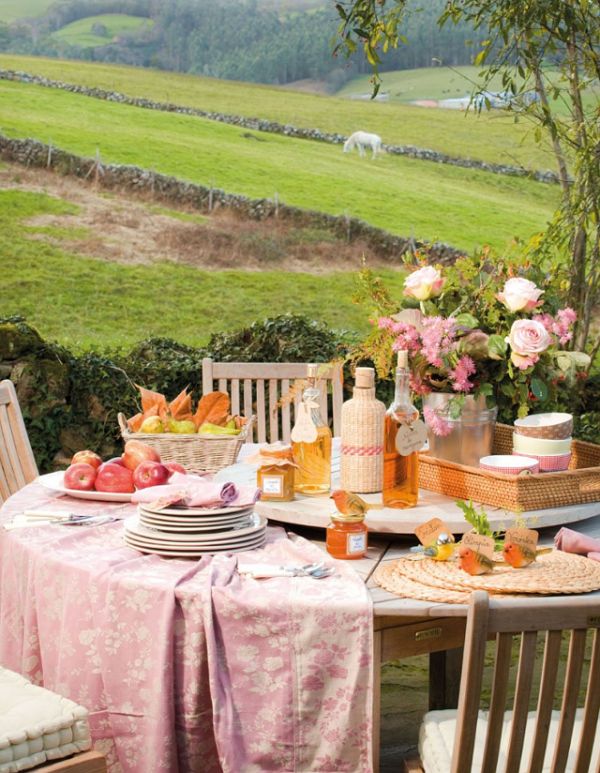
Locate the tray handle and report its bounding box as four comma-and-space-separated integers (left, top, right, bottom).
579, 473, 600, 494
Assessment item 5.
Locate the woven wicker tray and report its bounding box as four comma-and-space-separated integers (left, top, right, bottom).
375, 551, 600, 604
118, 413, 254, 474
418, 424, 600, 511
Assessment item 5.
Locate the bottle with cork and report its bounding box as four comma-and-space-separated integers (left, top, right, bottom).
291, 364, 332, 495
383, 350, 426, 508
340, 366, 386, 493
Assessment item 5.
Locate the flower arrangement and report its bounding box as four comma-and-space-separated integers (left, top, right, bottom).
352, 253, 590, 435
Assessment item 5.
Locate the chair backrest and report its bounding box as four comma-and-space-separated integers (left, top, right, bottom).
201, 359, 343, 444
452, 590, 600, 773
0, 379, 38, 503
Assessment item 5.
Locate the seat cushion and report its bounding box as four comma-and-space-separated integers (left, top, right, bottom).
419, 708, 600, 773
0, 668, 91, 773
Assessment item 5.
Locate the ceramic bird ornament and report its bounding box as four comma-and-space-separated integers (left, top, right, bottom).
458, 545, 495, 575
411, 532, 456, 562
330, 490, 378, 518
502, 542, 552, 568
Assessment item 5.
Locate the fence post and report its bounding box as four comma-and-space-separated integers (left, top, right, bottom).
47, 141, 52, 168
274, 191, 279, 218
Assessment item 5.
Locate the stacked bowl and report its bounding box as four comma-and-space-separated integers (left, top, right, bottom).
512, 413, 573, 472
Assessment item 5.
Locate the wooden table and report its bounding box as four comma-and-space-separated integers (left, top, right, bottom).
259, 496, 600, 772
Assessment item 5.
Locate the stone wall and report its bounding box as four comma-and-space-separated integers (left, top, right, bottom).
0, 133, 464, 264
0, 68, 560, 185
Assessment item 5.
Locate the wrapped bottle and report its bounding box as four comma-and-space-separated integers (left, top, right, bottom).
291, 364, 332, 495
340, 367, 385, 493
383, 350, 426, 508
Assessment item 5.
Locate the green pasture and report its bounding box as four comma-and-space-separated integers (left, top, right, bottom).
0, 54, 559, 171
52, 14, 154, 48
0, 188, 406, 350
339, 65, 599, 113
0, 80, 559, 252
0, 0, 51, 21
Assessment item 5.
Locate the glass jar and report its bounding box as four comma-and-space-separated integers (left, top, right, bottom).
257, 462, 295, 501
326, 514, 368, 560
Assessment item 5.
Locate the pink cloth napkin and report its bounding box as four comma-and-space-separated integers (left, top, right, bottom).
131, 472, 241, 508
554, 527, 600, 561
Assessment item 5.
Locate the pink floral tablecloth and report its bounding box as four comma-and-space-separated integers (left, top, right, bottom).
0, 483, 373, 772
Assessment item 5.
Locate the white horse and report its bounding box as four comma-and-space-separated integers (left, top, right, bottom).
343, 131, 382, 159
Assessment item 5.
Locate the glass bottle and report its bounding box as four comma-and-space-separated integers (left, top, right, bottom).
326, 513, 368, 560
291, 364, 332, 495
383, 350, 419, 508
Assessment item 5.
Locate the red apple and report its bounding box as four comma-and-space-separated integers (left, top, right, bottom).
164, 462, 187, 478
121, 440, 160, 471
95, 462, 135, 493
64, 463, 97, 491
71, 450, 103, 469
106, 456, 125, 467
133, 460, 170, 489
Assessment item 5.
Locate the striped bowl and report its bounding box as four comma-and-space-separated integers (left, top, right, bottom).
519, 452, 572, 473
513, 412, 573, 440
479, 455, 540, 476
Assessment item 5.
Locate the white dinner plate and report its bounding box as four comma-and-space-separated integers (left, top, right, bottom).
138, 516, 254, 533
125, 514, 265, 543
124, 534, 266, 557
37, 471, 133, 503
137, 505, 254, 524
140, 502, 255, 516
125, 530, 266, 550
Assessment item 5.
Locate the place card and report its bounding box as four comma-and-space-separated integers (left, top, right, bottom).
505, 527, 538, 552
415, 517, 450, 546
461, 531, 494, 559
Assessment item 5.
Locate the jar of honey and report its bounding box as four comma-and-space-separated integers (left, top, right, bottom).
255, 444, 296, 502
326, 513, 368, 560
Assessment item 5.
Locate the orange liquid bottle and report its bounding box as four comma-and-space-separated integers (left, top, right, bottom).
383, 350, 419, 508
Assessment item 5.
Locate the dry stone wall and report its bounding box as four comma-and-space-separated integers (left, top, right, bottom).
0, 133, 463, 264
0, 68, 560, 185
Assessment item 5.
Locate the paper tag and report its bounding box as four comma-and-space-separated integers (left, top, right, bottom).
262, 475, 283, 495
347, 532, 367, 555
290, 403, 318, 443
461, 531, 494, 559
395, 419, 428, 456
505, 527, 538, 552
415, 518, 450, 547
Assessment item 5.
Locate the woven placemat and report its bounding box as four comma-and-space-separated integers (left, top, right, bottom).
374, 551, 600, 601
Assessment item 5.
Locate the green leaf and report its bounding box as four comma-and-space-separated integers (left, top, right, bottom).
530, 377, 548, 401
454, 313, 479, 329
488, 334, 507, 360
556, 353, 572, 372
448, 394, 465, 419
477, 382, 494, 397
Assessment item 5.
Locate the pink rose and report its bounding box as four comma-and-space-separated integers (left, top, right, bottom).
497, 277, 543, 312
403, 267, 444, 301
506, 319, 552, 369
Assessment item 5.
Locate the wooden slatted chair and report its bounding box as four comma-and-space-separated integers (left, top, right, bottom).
0, 379, 38, 504
410, 591, 600, 773
201, 358, 343, 443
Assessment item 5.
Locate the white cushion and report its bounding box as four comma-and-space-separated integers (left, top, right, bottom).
419, 708, 600, 773
0, 668, 91, 773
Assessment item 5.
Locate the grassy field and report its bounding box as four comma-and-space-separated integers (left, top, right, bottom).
0, 54, 560, 171
339, 65, 599, 113
0, 187, 409, 350
52, 14, 154, 48
0, 0, 52, 21
0, 79, 559, 252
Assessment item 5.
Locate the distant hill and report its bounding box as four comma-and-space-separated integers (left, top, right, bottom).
52, 13, 153, 48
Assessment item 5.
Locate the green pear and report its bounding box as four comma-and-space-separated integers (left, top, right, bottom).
168, 418, 197, 434
198, 422, 240, 435
140, 416, 164, 433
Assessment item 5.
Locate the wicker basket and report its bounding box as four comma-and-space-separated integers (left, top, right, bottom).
418, 423, 600, 512
118, 413, 254, 474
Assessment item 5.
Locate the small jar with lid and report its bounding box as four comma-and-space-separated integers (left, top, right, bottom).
326, 512, 368, 560
255, 445, 296, 502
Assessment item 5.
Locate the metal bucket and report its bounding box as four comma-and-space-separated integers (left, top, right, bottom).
423, 393, 497, 468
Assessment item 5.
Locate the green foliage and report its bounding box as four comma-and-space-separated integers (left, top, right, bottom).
456, 498, 503, 548
53, 14, 154, 49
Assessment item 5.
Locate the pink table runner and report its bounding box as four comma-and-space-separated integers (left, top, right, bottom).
0, 483, 373, 772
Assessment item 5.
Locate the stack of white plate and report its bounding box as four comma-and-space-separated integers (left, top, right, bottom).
125, 503, 267, 557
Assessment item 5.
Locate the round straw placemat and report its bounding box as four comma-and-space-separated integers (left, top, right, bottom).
374, 561, 472, 604
375, 551, 600, 599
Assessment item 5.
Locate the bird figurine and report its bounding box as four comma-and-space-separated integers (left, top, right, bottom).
411, 532, 456, 562
502, 542, 552, 568
457, 546, 495, 575
330, 490, 379, 518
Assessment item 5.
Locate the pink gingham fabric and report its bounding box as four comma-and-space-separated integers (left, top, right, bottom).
0, 483, 373, 772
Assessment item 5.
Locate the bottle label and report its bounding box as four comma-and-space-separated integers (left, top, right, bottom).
347, 532, 367, 555
262, 475, 283, 495
395, 419, 427, 456
291, 403, 318, 443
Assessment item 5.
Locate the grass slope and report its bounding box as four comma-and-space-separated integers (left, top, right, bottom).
0, 54, 558, 171
0, 80, 558, 252
52, 14, 154, 49
0, 0, 52, 21
0, 188, 407, 350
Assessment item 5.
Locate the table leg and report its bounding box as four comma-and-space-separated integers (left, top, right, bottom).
428, 647, 463, 711
372, 628, 382, 773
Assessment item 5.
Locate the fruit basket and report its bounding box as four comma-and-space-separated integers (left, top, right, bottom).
418, 423, 600, 512
118, 413, 255, 474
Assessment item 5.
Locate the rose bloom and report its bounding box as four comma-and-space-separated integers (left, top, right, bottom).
506, 319, 552, 369
497, 277, 543, 312
403, 266, 444, 301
